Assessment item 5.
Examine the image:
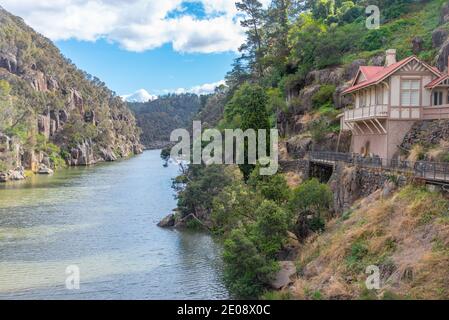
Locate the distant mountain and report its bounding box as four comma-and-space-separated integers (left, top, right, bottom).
121, 89, 157, 103
0, 7, 142, 181
128, 93, 205, 149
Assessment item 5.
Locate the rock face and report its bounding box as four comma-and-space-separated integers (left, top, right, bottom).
68, 140, 96, 166
329, 163, 408, 214
432, 28, 448, 48
401, 120, 449, 151
0, 7, 143, 180
436, 38, 449, 72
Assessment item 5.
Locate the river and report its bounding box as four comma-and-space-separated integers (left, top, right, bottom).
0, 150, 229, 299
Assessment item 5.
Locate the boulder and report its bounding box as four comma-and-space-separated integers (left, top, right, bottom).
8, 166, 26, 180
270, 261, 297, 290
157, 213, 176, 228
37, 164, 54, 175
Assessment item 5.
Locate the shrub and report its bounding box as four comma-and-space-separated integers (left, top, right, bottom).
290, 178, 333, 214
223, 228, 279, 299
312, 85, 336, 109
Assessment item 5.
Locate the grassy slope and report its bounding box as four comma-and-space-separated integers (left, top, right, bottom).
341, 0, 446, 66
289, 185, 449, 300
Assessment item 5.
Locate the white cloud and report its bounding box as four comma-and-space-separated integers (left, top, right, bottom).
0, 0, 259, 53
172, 80, 226, 95
121, 89, 157, 103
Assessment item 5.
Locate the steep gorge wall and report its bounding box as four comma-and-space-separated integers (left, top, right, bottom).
0, 7, 142, 181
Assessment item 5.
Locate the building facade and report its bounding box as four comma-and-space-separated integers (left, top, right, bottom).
342, 49, 449, 160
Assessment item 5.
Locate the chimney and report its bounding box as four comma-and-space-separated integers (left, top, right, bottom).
385, 49, 397, 67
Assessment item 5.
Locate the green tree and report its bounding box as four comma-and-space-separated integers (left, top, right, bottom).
290, 178, 333, 214
248, 167, 291, 205
236, 0, 265, 77
223, 228, 278, 298
225, 83, 270, 179
252, 200, 289, 257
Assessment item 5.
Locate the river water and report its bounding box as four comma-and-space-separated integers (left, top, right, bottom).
0, 150, 228, 299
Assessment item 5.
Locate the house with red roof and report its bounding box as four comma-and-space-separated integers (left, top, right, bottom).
341, 49, 449, 160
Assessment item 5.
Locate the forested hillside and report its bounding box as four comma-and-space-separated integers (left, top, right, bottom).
0, 7, 142, 181
128, 93, 204, 149
163, 0, 449, 299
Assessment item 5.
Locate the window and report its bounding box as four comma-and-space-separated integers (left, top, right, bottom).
434, 91, 443, 106
401, 79, 420, 106
359, 92, 366, 108
376, 86, 383, 105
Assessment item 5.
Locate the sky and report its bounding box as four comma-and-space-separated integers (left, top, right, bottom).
0, 0, 270, 100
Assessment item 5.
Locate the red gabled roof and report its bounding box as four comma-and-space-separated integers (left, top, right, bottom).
425, 74, 449, 89
343, 56, 442, 95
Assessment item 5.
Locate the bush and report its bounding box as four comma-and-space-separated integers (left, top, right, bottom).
248, 167, 291, 205
312, 85, 336, 109
223, 228, 279, 299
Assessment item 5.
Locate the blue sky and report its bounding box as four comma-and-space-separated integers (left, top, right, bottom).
1, 0, 270, 99
56, 39, 236, 96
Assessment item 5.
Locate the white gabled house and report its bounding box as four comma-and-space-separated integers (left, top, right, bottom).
342, 49, 449, 160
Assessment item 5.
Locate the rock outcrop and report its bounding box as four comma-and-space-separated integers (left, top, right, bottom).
68, 139, 96, 166
401, 120, 449, 151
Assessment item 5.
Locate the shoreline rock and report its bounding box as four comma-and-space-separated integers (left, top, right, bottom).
0, 166, 26, 182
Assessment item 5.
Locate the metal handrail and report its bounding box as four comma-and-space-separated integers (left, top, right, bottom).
309, 151, 449, 182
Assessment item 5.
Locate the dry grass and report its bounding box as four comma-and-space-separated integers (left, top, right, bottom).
285, 172, 303, 189
290, 185, 449, 300
407, 144, 425, 162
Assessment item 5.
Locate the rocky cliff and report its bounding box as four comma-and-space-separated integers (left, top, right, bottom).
0, 7, 142, 181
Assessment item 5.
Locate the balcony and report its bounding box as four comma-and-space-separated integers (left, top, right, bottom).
344, 105, 388, 122
422, 105, 449, 120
